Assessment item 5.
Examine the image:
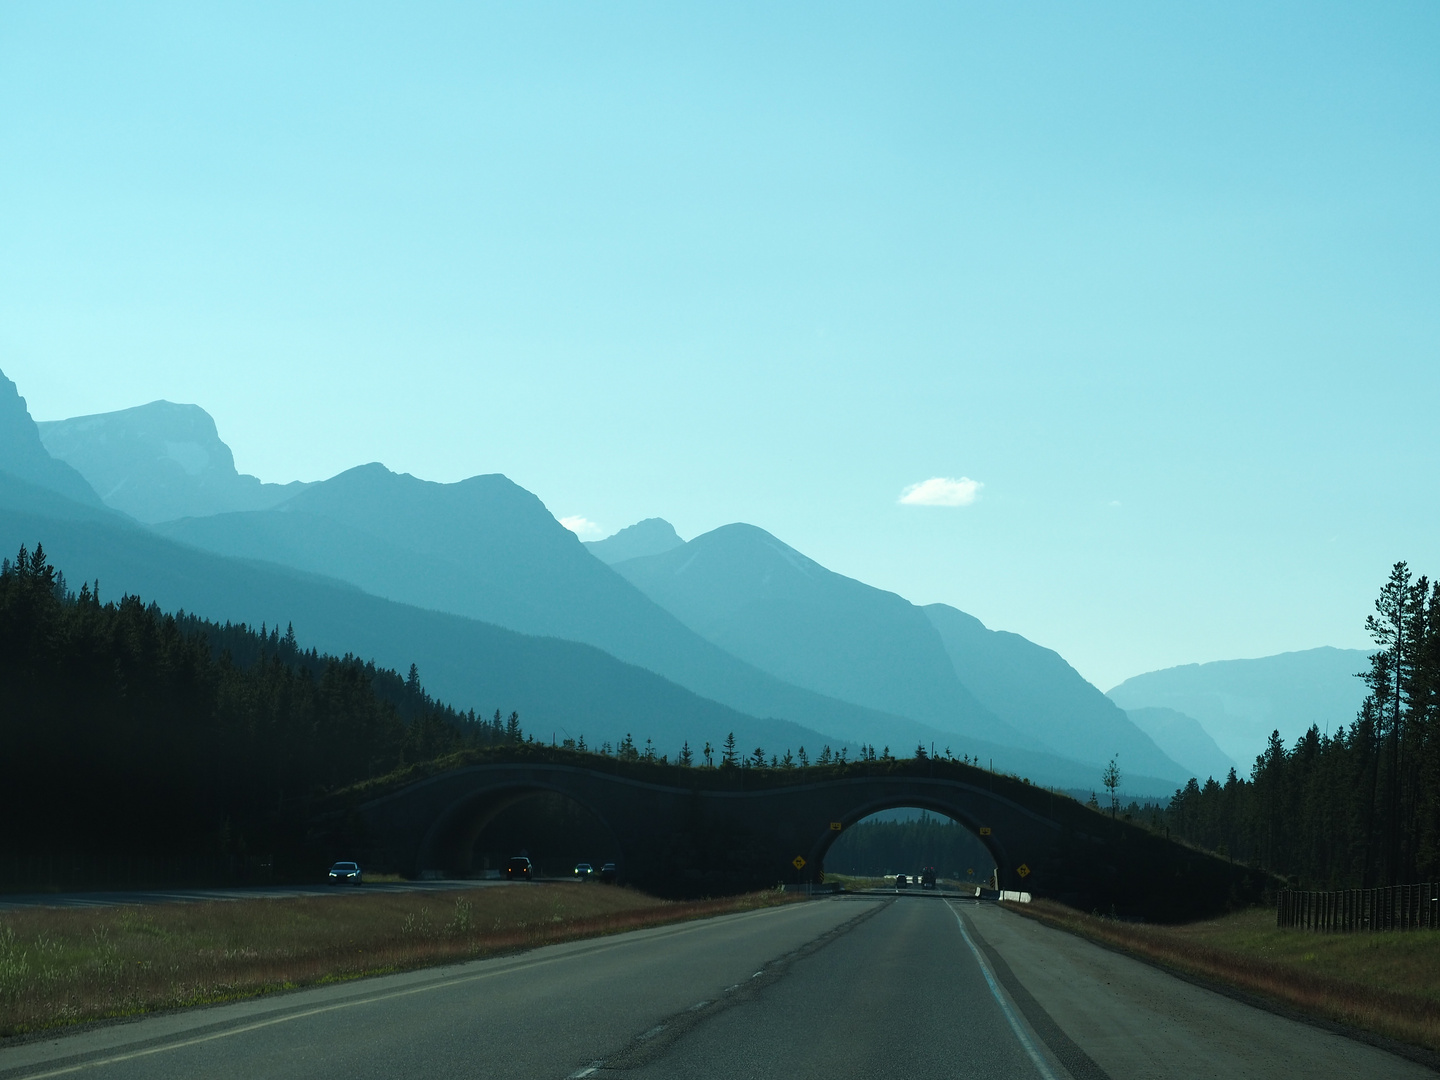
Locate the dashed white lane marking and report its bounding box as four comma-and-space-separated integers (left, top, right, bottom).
947, 902, 1060, 1080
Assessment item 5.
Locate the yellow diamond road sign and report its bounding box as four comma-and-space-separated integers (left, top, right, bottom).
792, 855, 807, 870
1016, 864, 1031, 878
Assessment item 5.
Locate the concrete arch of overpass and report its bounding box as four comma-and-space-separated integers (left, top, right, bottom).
334, 759, 1270, 920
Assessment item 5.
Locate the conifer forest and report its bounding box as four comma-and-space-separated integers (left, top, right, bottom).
0, 544, 519, 873
1159, 561, 1439, 888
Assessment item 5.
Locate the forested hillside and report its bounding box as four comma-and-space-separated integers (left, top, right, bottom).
0, 544, 518, 870
1160, 562, 1440, 888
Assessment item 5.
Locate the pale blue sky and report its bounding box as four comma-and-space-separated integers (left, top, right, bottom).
3, 2, 1436, 688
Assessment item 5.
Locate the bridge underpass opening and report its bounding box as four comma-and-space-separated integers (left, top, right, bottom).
419, 788, 623, 880
821, 808, 997, 889
470, 791, 622, 879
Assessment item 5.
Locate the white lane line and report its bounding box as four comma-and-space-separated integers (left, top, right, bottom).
7, 900, 841, 1079
12, 950, 584, 1080
947, 902, 1059, 1080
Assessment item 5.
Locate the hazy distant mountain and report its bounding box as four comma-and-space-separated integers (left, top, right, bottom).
1124, 707, 1239, 783
1107, 647, 1373, 767
0, 370, 102, 507
0, 471, 1187, 792
922, 604, 1191, 783
155, 464, 972, 758
586, 518, 684, 564
0, 368, 1188, 793
0, 470, 838, 759
38, 401, 309, 524
611, 523, 1033, 748
611, 523, 1187, 783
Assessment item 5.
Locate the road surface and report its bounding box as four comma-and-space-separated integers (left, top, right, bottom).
0, 896, 1429, 1079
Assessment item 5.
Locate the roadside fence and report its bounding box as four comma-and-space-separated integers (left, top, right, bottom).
1276, 883, 1440, 932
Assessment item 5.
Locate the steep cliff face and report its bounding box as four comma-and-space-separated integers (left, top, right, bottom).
0, 368, 101, 507
37, 400, 306, 523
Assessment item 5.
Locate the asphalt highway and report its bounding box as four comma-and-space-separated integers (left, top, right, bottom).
0, 896, 1429, 1080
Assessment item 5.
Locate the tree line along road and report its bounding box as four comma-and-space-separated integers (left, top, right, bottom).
0, 895, 1428, 1080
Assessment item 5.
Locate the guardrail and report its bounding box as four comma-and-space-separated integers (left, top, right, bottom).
1276, 883, 1440, 931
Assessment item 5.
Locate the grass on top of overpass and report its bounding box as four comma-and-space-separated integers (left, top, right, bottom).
1009, 898, 1440, 1054
0, 884, 799, 1039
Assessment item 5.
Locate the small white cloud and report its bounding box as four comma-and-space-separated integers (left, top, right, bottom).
898, 477, 983, 507
560, 515, 603, 538
1108, 500, 1122, 508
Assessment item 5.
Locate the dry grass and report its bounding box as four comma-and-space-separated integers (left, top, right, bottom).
1008, 898, 1440, 1052
823, 874, 888, 891
0, 884, 797, 1038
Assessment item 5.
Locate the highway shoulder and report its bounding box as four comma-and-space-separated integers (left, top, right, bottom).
962, 902, 1437, 1079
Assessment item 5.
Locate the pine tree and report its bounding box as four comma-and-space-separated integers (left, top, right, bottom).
1363, 562, 1427, 884
721, 732, 738, 768
679, 741, 694, 766
1102, 756, 1121, 819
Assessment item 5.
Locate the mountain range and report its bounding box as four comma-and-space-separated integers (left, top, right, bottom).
38, 401, 308, 523
8, 369, 1363, 794
608, 524, 1188, 783
1107, 648, 1373, 768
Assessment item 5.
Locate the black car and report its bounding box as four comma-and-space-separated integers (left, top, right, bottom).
574, 862, 594, 881
920, 866, 937, 889
327, 861, 362, 885
894, 873, 909, 890
598, 862, 618, 884
505, 856, 533, 881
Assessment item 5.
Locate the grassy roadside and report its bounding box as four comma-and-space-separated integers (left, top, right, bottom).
0, 884, 799, 1038
1005, 898, 1440, 1053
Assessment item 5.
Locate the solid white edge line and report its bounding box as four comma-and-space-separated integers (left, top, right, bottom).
947, 902, 1060, 1080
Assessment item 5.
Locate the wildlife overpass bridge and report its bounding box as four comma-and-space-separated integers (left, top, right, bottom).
332, 754, 1264, 921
